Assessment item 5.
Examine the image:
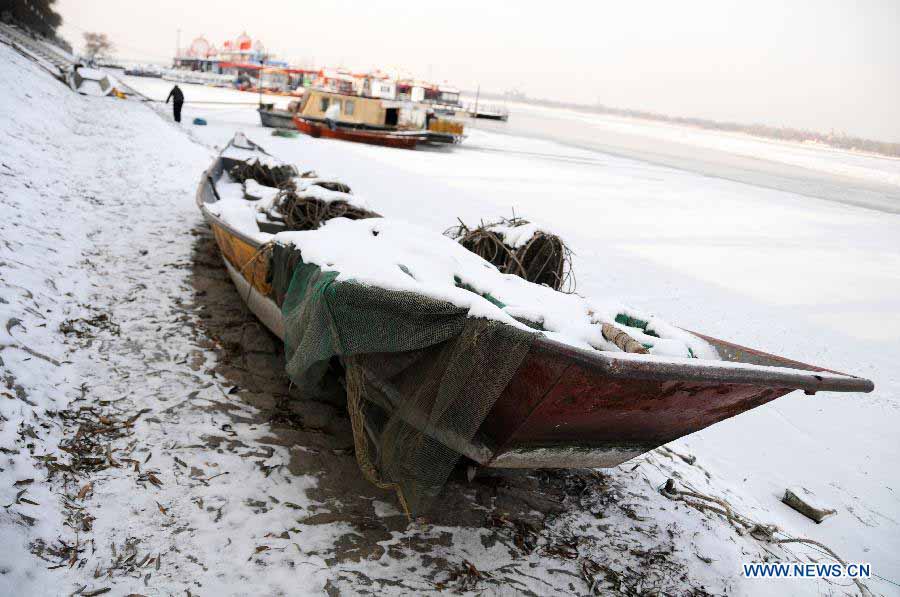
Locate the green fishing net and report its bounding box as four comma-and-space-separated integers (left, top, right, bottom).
270, 247, 535, 515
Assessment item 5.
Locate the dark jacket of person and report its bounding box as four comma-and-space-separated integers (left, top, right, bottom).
166, 85, 184, 104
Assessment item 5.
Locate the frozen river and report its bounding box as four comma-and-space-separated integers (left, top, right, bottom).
466, 100, 900, 214
125, 73, 900, 213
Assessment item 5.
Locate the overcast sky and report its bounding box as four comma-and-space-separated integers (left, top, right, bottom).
56, 0, 900, 141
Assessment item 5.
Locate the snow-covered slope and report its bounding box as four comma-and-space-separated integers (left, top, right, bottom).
1, 44, 85, 594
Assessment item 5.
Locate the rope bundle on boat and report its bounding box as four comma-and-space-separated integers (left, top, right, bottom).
275, 187, 380, 231
446, 216, 575, 292
229, 159, 297, 189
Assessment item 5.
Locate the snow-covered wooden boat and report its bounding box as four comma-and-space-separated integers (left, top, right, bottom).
289, 89, 464, 148
196, 137, 874, 474
468, 104, 509, 121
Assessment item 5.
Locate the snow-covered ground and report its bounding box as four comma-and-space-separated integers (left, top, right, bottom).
2, 46, 898, 596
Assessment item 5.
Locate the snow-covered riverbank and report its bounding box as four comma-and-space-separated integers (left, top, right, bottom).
2, 44, 898, 596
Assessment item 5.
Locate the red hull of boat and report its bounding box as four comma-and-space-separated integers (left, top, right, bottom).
293, 116, 420, 149
482, 340, 791, 467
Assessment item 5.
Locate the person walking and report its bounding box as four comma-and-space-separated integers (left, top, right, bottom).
165, 84, 184, 123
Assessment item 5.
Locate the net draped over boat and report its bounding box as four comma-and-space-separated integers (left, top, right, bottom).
270, 245, 535, 515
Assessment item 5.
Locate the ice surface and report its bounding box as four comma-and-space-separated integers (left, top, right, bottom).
498, 100, 900, 188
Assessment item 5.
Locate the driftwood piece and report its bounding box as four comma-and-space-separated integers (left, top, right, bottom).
782, 488, 836, 523
601, 323, 649, 354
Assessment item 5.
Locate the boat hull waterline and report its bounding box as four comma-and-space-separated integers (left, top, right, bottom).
293, 115, 424, 149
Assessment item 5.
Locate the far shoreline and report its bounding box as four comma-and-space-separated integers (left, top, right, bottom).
464, 92, 900, 161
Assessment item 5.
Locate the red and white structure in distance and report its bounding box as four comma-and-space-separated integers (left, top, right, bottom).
173, 33, 461, 105
177, 32, 277, 69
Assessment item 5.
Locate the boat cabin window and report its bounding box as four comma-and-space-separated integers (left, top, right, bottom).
344, 100, 355, 116
384, 107, 399, 126
320, 97, 330, 111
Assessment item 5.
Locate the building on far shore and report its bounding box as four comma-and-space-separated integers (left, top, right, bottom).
168, 33, 467, 105
173, 32, 286, 74
173, 32, 315, 91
